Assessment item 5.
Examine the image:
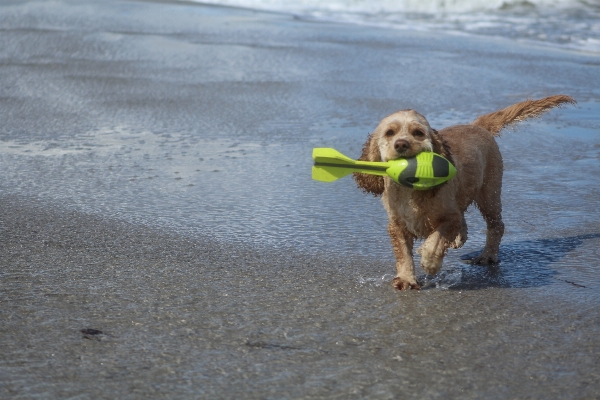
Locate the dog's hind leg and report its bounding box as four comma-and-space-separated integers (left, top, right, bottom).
473, 213, 504, 265
473, 182, 504, 265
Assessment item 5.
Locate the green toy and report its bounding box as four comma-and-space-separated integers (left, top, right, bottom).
312, 148, 457, 190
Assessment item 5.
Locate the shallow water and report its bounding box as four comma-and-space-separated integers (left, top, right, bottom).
1, 0, 600, 398
3, 102, 600, 259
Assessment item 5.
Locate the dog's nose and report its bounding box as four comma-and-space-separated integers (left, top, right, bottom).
394, 139, 410, 152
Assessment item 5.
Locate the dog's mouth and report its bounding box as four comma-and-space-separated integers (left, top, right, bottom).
391, 148, 419, 159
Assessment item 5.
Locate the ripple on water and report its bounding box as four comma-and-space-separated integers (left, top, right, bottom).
1, 102, 599, 291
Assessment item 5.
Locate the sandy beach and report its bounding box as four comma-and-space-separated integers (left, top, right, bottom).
1, 0, 600, 398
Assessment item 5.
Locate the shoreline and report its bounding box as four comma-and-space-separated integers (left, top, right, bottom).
171, 0, 600, 55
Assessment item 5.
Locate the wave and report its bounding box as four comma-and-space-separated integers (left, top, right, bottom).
186, 0, 600, 53
189, 0, 595, 14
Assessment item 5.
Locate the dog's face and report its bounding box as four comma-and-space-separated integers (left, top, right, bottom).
354, 109, 447, 196
374, 110, 435, 161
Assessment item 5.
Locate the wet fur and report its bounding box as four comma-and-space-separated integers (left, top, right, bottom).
353, 95, 575, 290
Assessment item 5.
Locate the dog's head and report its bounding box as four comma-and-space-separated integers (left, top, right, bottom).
353, 109, 450, 196
374, 109, 437, 161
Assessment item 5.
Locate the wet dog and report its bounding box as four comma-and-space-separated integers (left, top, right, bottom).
353, 95, 575, 290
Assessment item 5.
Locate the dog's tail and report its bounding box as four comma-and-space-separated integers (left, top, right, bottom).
472, 95, 576, 136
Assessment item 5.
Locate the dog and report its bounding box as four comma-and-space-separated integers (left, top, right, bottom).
353, 95, 575, 290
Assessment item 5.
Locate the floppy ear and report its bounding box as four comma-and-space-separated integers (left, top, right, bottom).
352, 132, 385, 196
429, 129, 454, 164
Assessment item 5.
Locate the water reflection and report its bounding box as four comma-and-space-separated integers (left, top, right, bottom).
419, 233, 600, 290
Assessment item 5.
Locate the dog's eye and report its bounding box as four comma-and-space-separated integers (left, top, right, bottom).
385, 129, 395, 137
413, 129, 425, 138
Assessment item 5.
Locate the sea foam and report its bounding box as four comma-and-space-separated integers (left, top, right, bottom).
189, 0, 588, 14
187, 0, 600, 53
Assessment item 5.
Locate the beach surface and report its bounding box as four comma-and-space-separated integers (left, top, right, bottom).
1, 0, 600, 398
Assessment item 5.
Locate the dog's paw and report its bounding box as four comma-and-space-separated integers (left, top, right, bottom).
450, 233, 467, 249
419, 251, 444, 275
450, 219, 468, 249
417, 241, 445, 275
392, 277, 421, 291
471, 253, 499, 265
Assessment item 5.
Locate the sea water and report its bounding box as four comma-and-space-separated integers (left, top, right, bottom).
188, 0, 600, 53
1, 0, 599, 259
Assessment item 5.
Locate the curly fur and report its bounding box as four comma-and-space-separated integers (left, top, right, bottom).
352, 95, 575, 290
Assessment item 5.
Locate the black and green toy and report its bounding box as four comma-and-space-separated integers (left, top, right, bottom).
312, 148, 456, 190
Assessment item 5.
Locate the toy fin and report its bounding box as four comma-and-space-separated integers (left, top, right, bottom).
312, 148, 388, 182
311, 165, 354, 182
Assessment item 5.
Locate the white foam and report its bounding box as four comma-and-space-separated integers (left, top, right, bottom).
190, 0, 585, 14
186, 0, 600, 53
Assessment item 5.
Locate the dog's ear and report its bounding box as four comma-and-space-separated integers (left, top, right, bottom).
430, 128, 453, 163
353, 132, 385, 196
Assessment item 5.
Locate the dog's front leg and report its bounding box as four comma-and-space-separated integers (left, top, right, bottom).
418, 214, 462, 276
388, 216, 420, 290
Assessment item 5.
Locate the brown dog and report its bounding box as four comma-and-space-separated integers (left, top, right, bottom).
353, 95, 575, 290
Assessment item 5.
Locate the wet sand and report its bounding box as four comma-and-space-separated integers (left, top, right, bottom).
2, 197, 600, 398
1, 0, 600, 398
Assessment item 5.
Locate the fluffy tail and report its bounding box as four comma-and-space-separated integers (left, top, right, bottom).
472, 95, 576, 135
